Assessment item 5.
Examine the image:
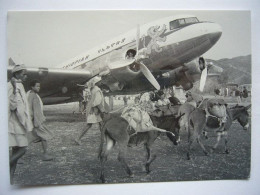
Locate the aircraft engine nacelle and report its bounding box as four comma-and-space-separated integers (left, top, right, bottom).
107, 48, 141, 82
161, 66, 193, 90
184, 57, 206, 83
161, 57, 205, 91
101, 64, 141, 92
179, 79, 194, 90
105, 48, 158, 91
110, 64, 141, 82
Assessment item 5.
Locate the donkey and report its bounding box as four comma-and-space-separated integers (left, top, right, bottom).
98, 114, 183, 183
186, 104, 251, 160
178, 102, 196, 133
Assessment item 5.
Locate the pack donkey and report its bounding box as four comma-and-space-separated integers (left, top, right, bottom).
98, 111, 183, 183
186, 103, 251, 160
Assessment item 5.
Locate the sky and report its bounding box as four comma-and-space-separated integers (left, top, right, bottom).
7, 10, 251, 68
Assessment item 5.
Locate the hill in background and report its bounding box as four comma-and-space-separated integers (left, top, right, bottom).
191, 55, 251, 94
207, 55, 251, 85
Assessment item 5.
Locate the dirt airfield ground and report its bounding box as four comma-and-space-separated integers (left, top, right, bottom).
12, 98, 251, 185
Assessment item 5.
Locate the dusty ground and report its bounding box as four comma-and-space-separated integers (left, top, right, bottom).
12, 99, 251, 185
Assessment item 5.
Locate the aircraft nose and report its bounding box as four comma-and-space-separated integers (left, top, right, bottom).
208, 23, 222, 45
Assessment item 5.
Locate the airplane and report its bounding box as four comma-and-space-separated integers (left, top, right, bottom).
7, 14, 223, 105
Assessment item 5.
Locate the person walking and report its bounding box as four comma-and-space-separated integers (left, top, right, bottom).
123, 96, 128, 106
242, 86, 249, 102
75, 77, 108, 145
235, 89, 242, 103
27, 80, 53, 161
8, 64, 33, 184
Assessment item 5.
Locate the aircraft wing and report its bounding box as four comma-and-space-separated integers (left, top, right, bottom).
7, 66, 93, 104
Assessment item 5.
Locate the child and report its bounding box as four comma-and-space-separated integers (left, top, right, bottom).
27, 80, 53, 161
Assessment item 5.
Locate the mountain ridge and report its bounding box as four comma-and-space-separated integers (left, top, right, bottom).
207, 54, 251, 85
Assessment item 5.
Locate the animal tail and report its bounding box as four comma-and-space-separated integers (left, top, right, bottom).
98, 122, 106, 160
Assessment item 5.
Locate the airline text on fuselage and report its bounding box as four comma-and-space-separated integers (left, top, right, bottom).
62, 37, 127, 69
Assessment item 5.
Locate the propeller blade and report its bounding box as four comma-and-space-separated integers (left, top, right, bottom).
199, 67, 208, 92
139, 62, 160, 90
136, 24, 140, 57
108, 59, 135, 70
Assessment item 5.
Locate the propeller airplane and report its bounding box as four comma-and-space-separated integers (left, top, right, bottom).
8, 14, 223, 105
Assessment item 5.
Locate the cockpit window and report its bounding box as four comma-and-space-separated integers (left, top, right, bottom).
170, 20, 179, 29
170, 17, 199, 30
185, 17, 199, 24
179, 19, 185, 25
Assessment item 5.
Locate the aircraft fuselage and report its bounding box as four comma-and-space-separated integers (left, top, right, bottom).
58, 15, 222, 74
8, 15, 222, 104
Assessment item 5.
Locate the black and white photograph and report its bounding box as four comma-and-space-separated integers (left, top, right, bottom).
6, 10, 252, 186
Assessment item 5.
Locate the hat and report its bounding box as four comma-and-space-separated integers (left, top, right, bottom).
87, 76, 101, 87
12, 64, 26, 74
83, 82, 89, 88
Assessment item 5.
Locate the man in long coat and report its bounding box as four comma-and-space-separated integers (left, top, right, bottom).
8, 64, 33, 183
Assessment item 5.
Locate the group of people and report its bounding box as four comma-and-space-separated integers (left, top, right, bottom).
8, 64, 53, 183
143, 89, 181, 111
7, 64, 201, 184
74, 87, 183, 145
215, 86, 249, 104
235, 87, 249, 103
8, 64, 109, 183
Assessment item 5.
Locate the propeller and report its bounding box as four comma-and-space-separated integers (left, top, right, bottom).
199, 65, 208, 92
135, 24, 160, 90
139, 62, 160, 90
108, 59, 135, 69
108, 24, 160, 90
199, 62, 223, 92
